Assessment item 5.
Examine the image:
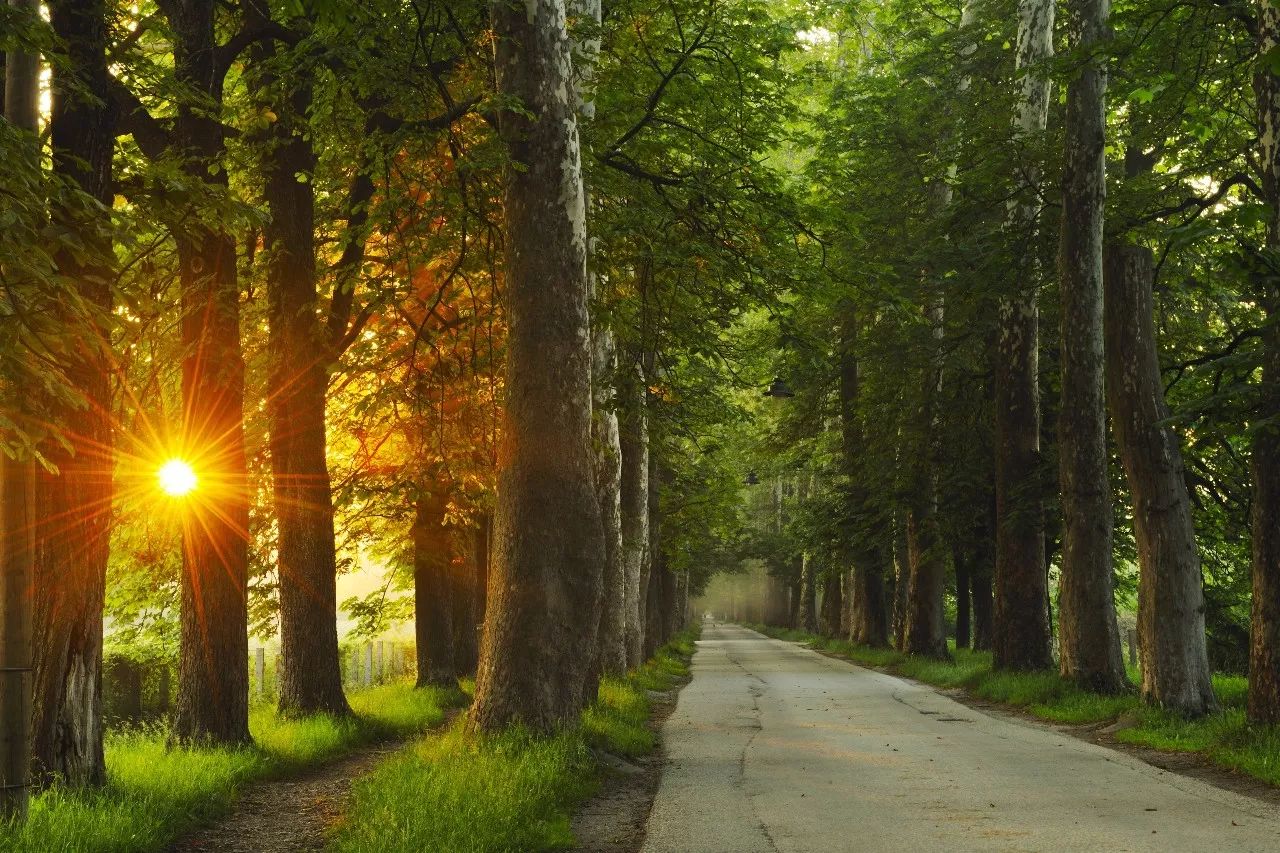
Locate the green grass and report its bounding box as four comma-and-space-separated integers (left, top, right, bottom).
329, 629, 699, 853
748, 623, 1280, 788
0, 681, 459, 853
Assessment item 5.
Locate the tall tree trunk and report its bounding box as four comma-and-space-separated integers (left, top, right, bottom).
971, 503, 995, 650
819, 569, 842, 637
0, 24, 38, 802
0, 454, 34, 820
1104, 244, 1217, 717
27, 0, 116, 786
905, 295, 949, 659
892, 514, 909, 651
993, 0, 1055, 672
28, 0, 117, 783
839, 306, 889, 647
251, 26, 350, 718
840, 568, 853, 638
168, 0, 251, 746
1249, 0, 1280, 726
798, 555, 817, 633
905, 501, 948, 658
413, 488, 455, 687
619, 362, 650, 668
954, 546, 972, 650
452, 524, 483, 676
471, 0, 604, 730
1056, 0, 1127, 694
644, 455, 664, 658
567, 0, 625, 680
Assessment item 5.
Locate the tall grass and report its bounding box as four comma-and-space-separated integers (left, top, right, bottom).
750, 623, 1280, 787
329, 629, 699, 853
0, 682, 458, 853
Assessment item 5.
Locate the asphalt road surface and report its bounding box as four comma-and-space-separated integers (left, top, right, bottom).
641, 622, 1279, 852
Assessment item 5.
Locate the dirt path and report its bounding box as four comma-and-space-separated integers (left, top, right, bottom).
167, 737, 410, 853
641, 623, 1280, 853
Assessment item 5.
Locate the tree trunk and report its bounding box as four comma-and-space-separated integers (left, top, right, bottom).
819, 569, 842, 637
452, 521, 486, 676
0, 11, 38, 815
251, 29, 350, 718
993, 0, 1055, 673
619, 362, 650, 668
905, 501, 948, 658
905, 296, 949, 659
798, 556, 817, 633
1249, 0, 1280, 726
840, 568, 853, 638
1056, 0, 1128, 694
644, 454, 664, 658
1104, 244, 1216, 717
0, 453, 35, 821
568, 0, 625, 682
169, 0, 251, 746
413, 489, 456, 687
954, 546, 972, 650
892, 515, 909, 651
27, 0, 116, 786
470, 0, 605, 731
971, 507, 995, 651
839, 306, 889, 647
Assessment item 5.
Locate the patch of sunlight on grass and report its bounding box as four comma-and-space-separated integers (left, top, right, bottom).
0, 681, 461, 853
330, 724, 593, 853
583, 678, 654, 758
331, 629, 700, 852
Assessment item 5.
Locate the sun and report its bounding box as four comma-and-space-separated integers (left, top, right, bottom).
158, 459, 198, 497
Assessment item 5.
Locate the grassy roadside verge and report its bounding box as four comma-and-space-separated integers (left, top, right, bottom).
328, 629, 700, 853
0, 682, 464, 852
748, 623, 1280, 788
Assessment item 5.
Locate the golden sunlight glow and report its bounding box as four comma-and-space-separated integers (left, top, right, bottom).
158, 459, 198, 497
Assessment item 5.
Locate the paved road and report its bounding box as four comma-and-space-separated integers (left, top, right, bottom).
641, 623, 1279, 853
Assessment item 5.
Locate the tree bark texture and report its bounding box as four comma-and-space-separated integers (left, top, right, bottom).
993, 0, 1055, 672
954, 546, 972, 649
819, 569, 842, 637
470, 0, 605, 731
2, 45, 35, 816
1104, 244, 1217, 717
452, 519, 489, 675
1056, 0, 1128, 694
892, 516, 909, 651
905, 297, 949, 659
619, 363, 650, 668
644, 455, 664, 658
0, 456, 35, 819
798, 556, 817, 634
251, 29, 350, 718
971, 506, 995, 651
414, 489, 456, 686
27, 0, 117, 786
1249, 0, 1280, 726
840, 568, 853, 638
839, 306, 889, 647
167, 0, 251, 746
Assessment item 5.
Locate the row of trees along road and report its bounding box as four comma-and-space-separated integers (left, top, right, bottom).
0, 0, 802, 819
735, 0, 1280, 734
